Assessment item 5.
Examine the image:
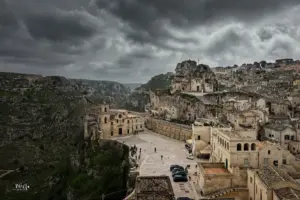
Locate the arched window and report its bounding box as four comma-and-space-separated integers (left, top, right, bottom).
251, 143, 256, 151
104, 117, 107, 123
127, 120, 130, 124
104, 107, 107, 112
244, 143, 249, 151
227, 142, 229, 150
237, 143, 241, 151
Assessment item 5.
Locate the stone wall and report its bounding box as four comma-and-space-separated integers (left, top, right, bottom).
146, 117, 192, 141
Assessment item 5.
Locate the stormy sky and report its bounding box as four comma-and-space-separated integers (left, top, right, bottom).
0, 0, 300, 83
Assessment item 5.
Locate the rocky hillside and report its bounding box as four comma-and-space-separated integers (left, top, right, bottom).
125, 73, 173, 112
71, 78, 131, 107
0, 72, 130, 200
122, 83, 142, 92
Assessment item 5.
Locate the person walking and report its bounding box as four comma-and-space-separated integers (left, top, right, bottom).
154, 147, 156, 153
161, 155, 163, 160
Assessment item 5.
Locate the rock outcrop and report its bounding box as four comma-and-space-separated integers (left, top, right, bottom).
125, 73, 173, 112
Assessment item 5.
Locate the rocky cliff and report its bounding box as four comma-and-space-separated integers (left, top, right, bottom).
125, 73, 173, 112
0, 72, 130, 200
71, 78, 131, 107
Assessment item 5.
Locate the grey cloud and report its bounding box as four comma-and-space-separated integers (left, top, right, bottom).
96, 0, 300, 46
1, 0, 300, 83
24, 10, 99, 43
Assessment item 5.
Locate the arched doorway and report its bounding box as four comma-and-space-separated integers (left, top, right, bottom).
118, 128, 122, 135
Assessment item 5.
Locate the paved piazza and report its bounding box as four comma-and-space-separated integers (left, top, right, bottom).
113, 130, 201, 199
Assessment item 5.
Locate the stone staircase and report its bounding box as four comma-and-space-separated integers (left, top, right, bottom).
204, 187, 247, 199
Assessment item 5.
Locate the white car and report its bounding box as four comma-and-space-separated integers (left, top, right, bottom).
186, 154, 194, 160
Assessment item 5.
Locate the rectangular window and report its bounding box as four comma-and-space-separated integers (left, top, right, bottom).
291, 136, 295, 140
244, 158, 249, 167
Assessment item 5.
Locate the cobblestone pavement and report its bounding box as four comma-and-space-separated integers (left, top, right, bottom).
114, 130, 201, 199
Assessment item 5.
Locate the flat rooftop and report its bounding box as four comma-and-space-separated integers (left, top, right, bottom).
213, 129, 257, 141
204, 167, 230, 175
200, 163, 231, 176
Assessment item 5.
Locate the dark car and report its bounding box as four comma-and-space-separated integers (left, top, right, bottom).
171, 167, 184, 174
170, 165, 183, 171
177, 197, 193, 200
172, 171, 187, 177
173, 174, 188, 182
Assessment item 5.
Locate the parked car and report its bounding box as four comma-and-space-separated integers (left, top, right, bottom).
177, 197, 193, 200
171, 166, 184, 172
170, 165, 183, 171
173, 174, 188, 182
171, 167, 184, 174
172, 170, 187, 177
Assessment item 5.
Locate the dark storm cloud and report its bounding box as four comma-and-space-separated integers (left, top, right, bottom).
24, 11, 99, 43
96, 0, 300, 46
0, 0, 103, 70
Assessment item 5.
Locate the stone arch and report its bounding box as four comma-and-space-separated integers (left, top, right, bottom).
237, 143, 241, 151
244, 143, 249, 151
104, 117, 107, 123
251, 143, 256, 151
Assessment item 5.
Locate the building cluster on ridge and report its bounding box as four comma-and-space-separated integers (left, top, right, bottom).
146, 59, 300, 200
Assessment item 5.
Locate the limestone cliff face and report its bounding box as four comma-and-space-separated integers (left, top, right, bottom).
125, 73, 173, 112
71, 78, 131, 107
175, 60, 216, 79
0, 72, 130, 200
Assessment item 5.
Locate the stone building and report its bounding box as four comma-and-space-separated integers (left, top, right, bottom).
211, 129, 295, 171
192, 119, 232, 156
211, 128, 259, 171
97, 105, 145, 139
262, 123, 297, 149
247, 166, 300, 200
197, 162, 249, 199
257, 141, 295, 167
